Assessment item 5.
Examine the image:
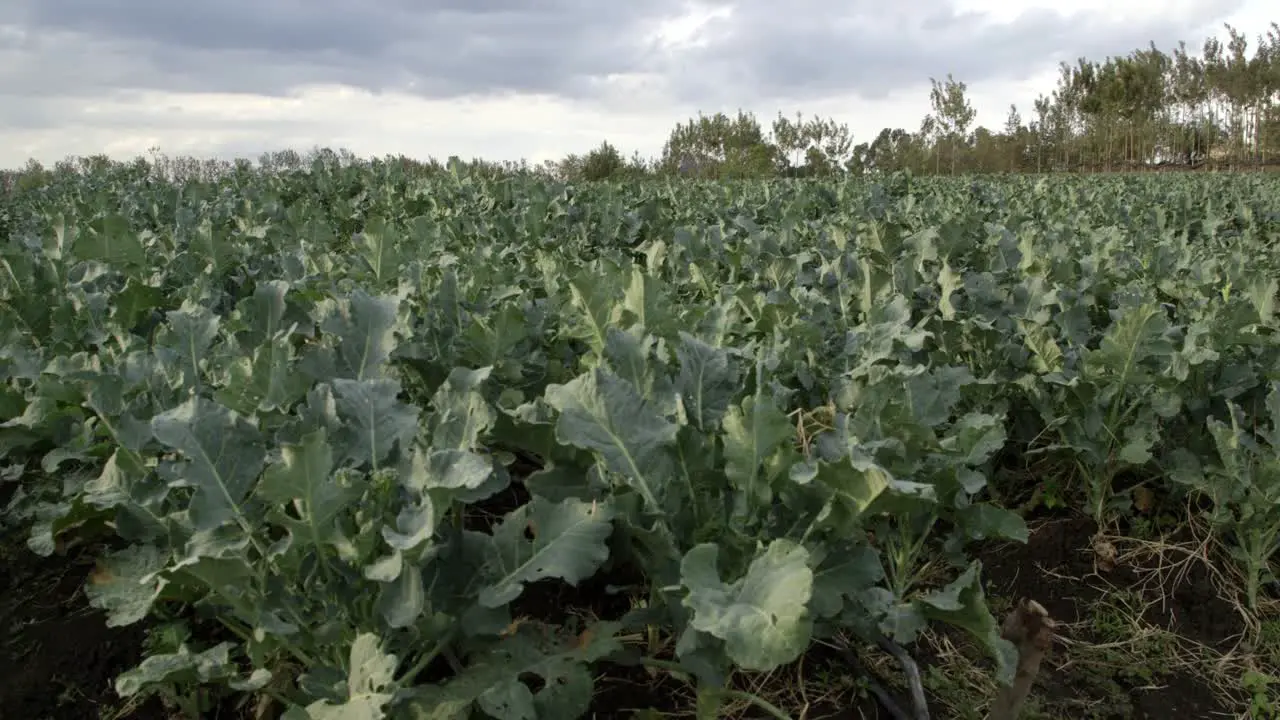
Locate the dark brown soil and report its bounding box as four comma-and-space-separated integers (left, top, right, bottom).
0, 535, 169, 720
589, 648, 900, 719
977, 514, 1246, 719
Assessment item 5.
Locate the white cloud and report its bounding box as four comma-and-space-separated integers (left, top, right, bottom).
0, 0, 1273, 168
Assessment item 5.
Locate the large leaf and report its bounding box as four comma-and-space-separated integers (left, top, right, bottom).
545, 368, 677, 511
319, 291, 405, 381
331, 378, 419, 469
402, 622, 623, 720
681, 539, 814, 671
115, 642, 270, 698
479, 497, 615, 608
429, 366, 496, 449
291, 633, 398, 720
721, 394, 794, 508
257, 429, 359, 545
86, 544, 169, 627
673, 332, 738, 431
151, 397, 267, 532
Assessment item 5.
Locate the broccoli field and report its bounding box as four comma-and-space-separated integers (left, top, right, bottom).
0, 160, 1278, 720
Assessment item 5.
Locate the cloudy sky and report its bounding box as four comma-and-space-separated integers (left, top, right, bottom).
0, 0, 1274, 169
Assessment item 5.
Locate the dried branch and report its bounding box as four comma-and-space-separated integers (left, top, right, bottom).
989, 598, 1057, 720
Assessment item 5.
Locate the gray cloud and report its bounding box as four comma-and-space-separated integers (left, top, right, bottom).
0, 0, 685, 100
662, 0, 1247, 104
0, 0, 1255, 110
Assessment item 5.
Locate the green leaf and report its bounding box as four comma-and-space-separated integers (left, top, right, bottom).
404, 448, 492, 493
565, 269, 622, 354
722, 394, 794, 506
364, 550, 404, 583
115, 278, 165, 330
74, 213, 146, 267
939, 412, 1006, 465
918, 562, 1017, 685
809, 544, 884, 619
936, 257, 962, 320
1117, 419, 1159, 465
681, 539, 814, 671
545, 368, 677, 511
815, 454, 891, 521
904, 365, 975, 426
157, 304, 221, 389
478, 679, 537, 720
532, 662, 593, 719
83, 448, 147, 509
216, 336, 309, 414
603, 327, 677, 416
402, 623, 621, 720
429, 366, 495, 449
299, 633, 398, 720
1263, 382, 1280, 449
1086, 302, 1174, 386
152, 398, 267, 532
954, 503, 1029, 543
257, 429, 358, 545
331, 379, 419, 469
241, 280, 292, 346
378, 563, 425, 629
86, 544, 168, 627
115, 642, 269, 698
319, 291, 405, 381
673, 332, 738, 431
356, 216, 404, 282
479, 497, 614, 608
522, 463, 599, 503
381, 498, 438, 552
1245, 275, 1277, 325
621, 265, 676, 334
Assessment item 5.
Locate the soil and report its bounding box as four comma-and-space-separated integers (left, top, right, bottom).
0, 473, 250, 720
975, 513, 1247, 719
0, 532, 170, 720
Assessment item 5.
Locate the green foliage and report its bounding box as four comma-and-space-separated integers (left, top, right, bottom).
1, 159, 1278, 720
659, 110, 784, 179
580, 141, 627, 182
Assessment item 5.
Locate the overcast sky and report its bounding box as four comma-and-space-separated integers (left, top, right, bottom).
0, 0, 1274, 169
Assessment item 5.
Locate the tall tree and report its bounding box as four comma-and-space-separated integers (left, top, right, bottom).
771, 112, 855, 176
660, 110, 780, 179
539, 20, 1280, 179
1003, 104, 1027, 171
929, 74, 977, 173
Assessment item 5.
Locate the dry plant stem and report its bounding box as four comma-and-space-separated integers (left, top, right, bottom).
988, 598, 1057, 720
875, 635, 930, 720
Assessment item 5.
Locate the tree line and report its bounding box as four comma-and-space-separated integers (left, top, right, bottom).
551, 20, 1280, 180
4, 21, 1278, 188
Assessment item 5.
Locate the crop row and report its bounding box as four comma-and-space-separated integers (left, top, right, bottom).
0, 165, 1277, 718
